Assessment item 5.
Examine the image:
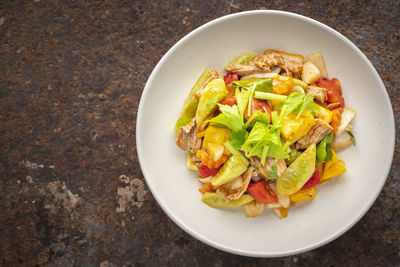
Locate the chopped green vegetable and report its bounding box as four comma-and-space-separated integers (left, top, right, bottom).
175, 69, 213, 132
280, 92, 305, 114
267, 165, 278, 180
293, 78, 308, 89
348, 131, 356, 146
209, 104, 243, 132
296, 94, 314, 119
229, 129, 247, 150
253, 91, 288, 101
244, 110, 270, 129
316, 132, 334, 164
277, 92, 315, 118
232, 79, 273, 93
241, 104, 290, 165
232, 79, 273, 118
235, 87, 251, 117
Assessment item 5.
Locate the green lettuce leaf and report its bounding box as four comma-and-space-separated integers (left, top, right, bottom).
267, 165, 278, 180
296, 94, 314, 119
209, 104, 243, 132
230, 129, 247, 150
277, 92, 315, 118
232, 78, 273, 93
244, 110, 270, 129
235, 87, 251, 117
232, 79, 273, 118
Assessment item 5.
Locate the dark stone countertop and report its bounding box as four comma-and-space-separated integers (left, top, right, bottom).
0, 1, 398, 266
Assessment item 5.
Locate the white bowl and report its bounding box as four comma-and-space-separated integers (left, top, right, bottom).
136, 10, 395, 257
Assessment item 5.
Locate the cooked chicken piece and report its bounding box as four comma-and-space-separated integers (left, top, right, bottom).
252, 53, 303, 77
195, 70, 221, 99
216, 167, 253, 201
227, 51, 303, 78
276, 159, 287, 176
263, 50, 304, 77
264, 49, 304, 64
282, 59, 303, 75
295, 119, 333, 149
251, 53, 285, 71
225, 64, 263, 76
176, 118, 202, 153
250, 157, 287, 178
307, 86, 327, 103
190, 153, 202, 166
326, 102, 342, 110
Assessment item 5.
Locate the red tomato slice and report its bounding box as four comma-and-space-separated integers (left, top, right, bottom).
247, 180, 278, 204
315, 78, 345, 107
224, 71, 239, 86
220, 96, 237, 106
302, 167, 320, 189
244, 98, 272, 121
198, 165, 220, 178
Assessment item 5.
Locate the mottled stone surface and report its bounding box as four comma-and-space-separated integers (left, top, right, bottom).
0, 0, 398, 266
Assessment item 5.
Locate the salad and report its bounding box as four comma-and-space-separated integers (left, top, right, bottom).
175, 49, 356, 219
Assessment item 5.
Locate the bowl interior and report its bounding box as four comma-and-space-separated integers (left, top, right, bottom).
137, 11, 395, 257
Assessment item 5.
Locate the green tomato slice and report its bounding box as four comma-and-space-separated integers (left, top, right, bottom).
201, 192, 253, 208
277, 143, 316, 195
211, 153, 249, 187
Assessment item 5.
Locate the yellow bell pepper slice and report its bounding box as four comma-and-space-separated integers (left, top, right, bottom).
321, 150, 346, 180
310, 103, 333, 123
272, 75, 294, 95
290, 186, 316, 202
203, 125, 231, 148
206, 143, 225, 161
281, 111, 315, 143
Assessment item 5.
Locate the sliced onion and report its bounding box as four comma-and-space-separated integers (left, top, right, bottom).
240, 72, 278, 80
229, 176, 244, 190
332, 131, 353, 151
266, 203, 281, 209
271, 66, 282, 73
264, 49, 305, 64
277, 193, 291, 208
197, 176, 212, 184
336, 107, 357, 136
291, 85, 305, 94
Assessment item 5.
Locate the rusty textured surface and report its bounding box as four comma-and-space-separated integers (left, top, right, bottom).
0, 0, 399, 266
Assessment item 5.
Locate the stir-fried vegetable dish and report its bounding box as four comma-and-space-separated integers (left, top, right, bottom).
175, 49, 356, 219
